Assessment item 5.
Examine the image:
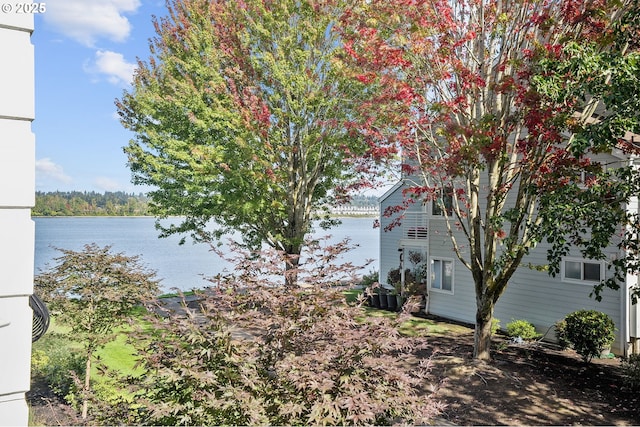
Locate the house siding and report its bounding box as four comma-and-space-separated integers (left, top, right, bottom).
0, 12, 35, 426
380, 150, 632, 355
378, 183, 409, 288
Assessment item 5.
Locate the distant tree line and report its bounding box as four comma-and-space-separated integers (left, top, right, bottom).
34, 192, 377, 217
33, 191, 151, 216
348, 194, 378, 208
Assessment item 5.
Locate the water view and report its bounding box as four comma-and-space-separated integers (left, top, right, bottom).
34, 216, 379, 292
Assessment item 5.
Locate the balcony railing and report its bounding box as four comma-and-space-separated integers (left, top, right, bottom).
401, 212, 428, 240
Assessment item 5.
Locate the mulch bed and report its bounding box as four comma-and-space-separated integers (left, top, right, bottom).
419, 316, 640, 426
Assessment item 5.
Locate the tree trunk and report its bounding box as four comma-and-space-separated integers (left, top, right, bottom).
473, 299, 494, 361
81, 351, 92, 419
284, 248, 301, 288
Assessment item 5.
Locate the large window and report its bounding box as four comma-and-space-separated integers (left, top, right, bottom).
430, 258, 454, 292
561, 257, 605, 284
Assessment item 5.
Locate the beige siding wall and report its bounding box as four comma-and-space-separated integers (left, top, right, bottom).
0, 9, 35, 426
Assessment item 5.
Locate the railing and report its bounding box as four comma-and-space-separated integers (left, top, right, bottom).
401, 212, 428, 240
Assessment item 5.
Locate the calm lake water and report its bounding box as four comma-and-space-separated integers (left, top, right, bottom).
34, 217, 379, 292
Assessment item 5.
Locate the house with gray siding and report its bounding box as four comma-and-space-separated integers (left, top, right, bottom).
379, 148, 640, 356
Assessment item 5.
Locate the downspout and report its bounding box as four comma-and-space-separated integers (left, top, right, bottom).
400, 248, 405, 297
624, 153, 640, 355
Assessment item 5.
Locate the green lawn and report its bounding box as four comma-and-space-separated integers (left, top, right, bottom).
94, 330, 142, 377
344, 287, 472, 336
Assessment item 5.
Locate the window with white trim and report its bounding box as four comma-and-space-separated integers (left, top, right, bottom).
561, 257, 605, 284
430, 258, 454, 292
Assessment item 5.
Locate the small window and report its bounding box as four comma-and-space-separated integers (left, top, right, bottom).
561, 258, 604, 284
579, 170, 598, 187
430, 258, 454, 292
432, 187, 453, 216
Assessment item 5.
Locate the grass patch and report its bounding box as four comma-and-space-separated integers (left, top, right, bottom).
159, 290, 196, 299
399, 317, 458, 337
94, 328, 142, 377
343, 288, 364, 303
32, 310, 149, 408
344, 288, 472, 337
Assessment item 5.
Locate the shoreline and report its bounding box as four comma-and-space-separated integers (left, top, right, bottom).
32, 214, 379, 219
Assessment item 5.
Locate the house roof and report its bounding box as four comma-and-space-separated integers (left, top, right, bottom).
377, 180, 404, 204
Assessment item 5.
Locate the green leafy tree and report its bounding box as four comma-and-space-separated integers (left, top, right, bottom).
117, 0, 369, 286
34, 243, 160, 419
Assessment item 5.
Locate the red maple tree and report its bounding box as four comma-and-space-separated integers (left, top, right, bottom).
340, 0, 639, 360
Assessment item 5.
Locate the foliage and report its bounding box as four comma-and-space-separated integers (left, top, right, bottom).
491, 318, 501, 336
97, 238, 444, 425
116, 0, 373, 285
620, 354, 640, 390
34, 243, 160, 419
554, 320, 572, 350
387, 265, 427, 296
348, 195, 379, 208
563, 310, 616, 363
33, 191, 150, 216
505, 319, 540, 341
340, 0, 640, 359
387, 251, 429, 296
31, 338, 85, 402
359, 269, 379, 287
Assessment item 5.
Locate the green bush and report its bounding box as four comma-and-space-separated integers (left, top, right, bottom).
554, 320, 571, 350
491, 318, 501, 335
563, 309, 616, 363
621, 354, 640, 390
360, 269, 379, 287
32, 335, 85, 402
506, 319, 540, 340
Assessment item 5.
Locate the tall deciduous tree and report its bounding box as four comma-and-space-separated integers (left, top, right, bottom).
117, 0, 369, 286
34, 243, 159, 419
341, 0, 640, 360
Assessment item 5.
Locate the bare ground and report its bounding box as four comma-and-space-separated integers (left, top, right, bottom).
419, 315, 640, 426
28, 313, 640, 426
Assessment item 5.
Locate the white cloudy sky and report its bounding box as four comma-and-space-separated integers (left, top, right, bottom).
34, 0, 165, 192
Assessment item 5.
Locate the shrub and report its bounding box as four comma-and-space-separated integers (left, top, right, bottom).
554, 320, 571, 350
359, 269, 379, 287
99, 239, 445, 425
31, 338, 84, 402
563, 309, 616, 363
621, 354, 640, 390
491, 318, 501, 335
387, 268, 423, 296
505, 319, 540, 340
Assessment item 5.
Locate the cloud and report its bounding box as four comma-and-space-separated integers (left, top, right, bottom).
36, 158, 73, 184
42, 0, 141, 47
94, 177, 121, 192
86, 50, 136, 86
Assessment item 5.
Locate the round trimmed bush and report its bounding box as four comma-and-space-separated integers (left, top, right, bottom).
506, 319, 540, 340
563, 309, 615, 363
